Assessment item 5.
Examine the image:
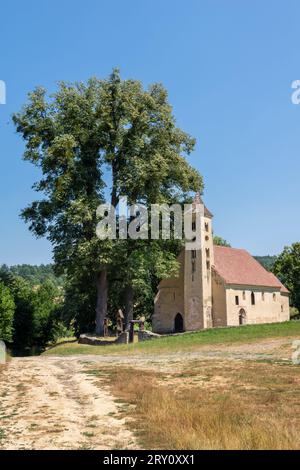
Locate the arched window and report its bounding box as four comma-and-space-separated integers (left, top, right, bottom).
239, 309, 246, 325
205, 222, 209, 232
251, 292, 255, 305
273, 293, 276, 302
206, 248, 210, 258
174, 313, 184, 333
242, 291, 246, 301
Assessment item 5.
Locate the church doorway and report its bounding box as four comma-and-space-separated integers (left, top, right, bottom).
174, 313, 184, 333
239, 309, 246, 325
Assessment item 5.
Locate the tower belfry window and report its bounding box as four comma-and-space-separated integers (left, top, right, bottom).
205, 222, 209, 232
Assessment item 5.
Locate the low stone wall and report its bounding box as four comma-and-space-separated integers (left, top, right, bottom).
78, 334, 116, 346
79, 331, 162, 345
138, 330, 163, 341
79, 329, 201, 345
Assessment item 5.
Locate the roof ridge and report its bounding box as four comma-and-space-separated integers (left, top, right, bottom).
213, 244, 289, 292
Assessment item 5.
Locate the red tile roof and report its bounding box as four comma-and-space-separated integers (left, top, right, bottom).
213, 246, 289, 293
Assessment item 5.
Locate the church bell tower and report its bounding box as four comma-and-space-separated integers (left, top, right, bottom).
183, 193, 214, 330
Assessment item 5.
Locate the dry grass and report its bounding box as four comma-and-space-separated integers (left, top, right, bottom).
101, 361, 300, 450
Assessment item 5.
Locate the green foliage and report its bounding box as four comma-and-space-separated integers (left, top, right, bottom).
0, 281, 15, 342
0, 263, 64, 287
63, 272, 97, 336
273, 243, 300, 312
13, 69, 203, 336
254, 256, 277, 272
108, 238, 182, 321
31, 281, 64, 347
7, 276, 36, 352
213, 236, 231, 247
0, 270, 64, 353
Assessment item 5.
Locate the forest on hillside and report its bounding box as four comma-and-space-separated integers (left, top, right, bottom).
254, 256, 277, 271
0, 264, 65, 287
1, 256, 277, 287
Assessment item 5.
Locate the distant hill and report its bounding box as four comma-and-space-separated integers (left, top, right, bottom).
254, 256, 277, 272
0, 257, 276, 286
0, 263, 65, 287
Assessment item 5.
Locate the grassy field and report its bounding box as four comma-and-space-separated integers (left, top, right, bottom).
2, 321, 300, 450
86, 357, 300, 450
43, 320, 300, 356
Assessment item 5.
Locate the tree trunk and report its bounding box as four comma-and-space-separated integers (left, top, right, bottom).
124, 283, 134, 329
95, 270, 108, 336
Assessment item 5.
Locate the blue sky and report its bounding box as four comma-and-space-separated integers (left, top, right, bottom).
0, 0, 299, 265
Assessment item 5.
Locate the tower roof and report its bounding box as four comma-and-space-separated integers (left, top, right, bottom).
192, 192, 213, 218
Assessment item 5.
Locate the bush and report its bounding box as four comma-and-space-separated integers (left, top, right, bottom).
0, 281, 15, 342
0, 273, 65, 353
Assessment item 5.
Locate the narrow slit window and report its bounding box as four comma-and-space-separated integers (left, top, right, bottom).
192, 260, 196, 274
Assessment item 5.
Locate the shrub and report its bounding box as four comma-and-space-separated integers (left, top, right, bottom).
0, 281, 15, 342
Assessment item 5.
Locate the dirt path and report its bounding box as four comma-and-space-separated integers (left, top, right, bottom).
0, 358, 136, 450
43, 337, 296, 372
0, 337, 296, 449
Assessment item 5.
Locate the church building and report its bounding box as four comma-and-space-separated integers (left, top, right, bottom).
153, 194, 290, 333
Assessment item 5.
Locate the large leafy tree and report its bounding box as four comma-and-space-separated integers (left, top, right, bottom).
273, 243, 300, 312
0, 281, 15, 343
13, 69, 202, 334
13, 79, 110, 335
97, 70, 202, 326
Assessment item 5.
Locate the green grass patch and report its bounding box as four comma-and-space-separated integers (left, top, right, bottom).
42, 321, 300, 357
